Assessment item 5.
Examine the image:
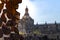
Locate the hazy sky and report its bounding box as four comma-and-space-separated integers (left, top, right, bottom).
18, 0, 60, 24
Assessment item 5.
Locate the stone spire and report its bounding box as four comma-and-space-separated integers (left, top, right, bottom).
24, 6, 29, 16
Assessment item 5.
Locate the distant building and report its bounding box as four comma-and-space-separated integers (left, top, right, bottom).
18, 7, 60, 39
18, 7, 34, 35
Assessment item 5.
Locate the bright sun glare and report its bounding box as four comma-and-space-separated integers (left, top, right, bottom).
0, 0, 36, 22
17, 0, 36, 19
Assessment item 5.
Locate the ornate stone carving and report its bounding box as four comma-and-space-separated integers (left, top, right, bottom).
0, 0, 22, 40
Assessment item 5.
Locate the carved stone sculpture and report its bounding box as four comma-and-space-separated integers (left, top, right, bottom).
0, 0, 22, 40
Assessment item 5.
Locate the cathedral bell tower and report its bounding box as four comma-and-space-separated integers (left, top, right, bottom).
20, 6, 34, 35
24, 6, 29, 16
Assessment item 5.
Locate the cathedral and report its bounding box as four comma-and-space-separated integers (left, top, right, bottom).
18, 7, 60, 39
18, 7, 34, 36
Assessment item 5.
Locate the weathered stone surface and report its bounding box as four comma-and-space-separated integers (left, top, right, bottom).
0, 0, 22, 40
